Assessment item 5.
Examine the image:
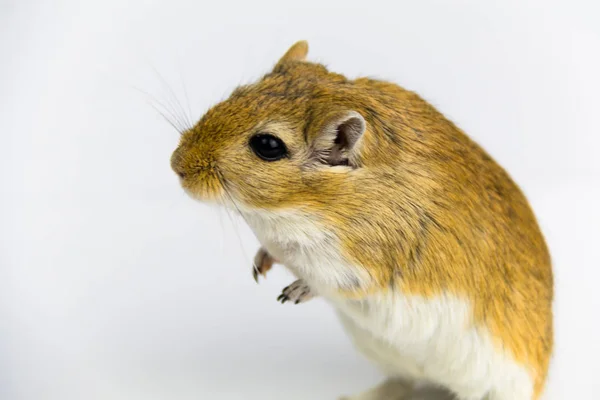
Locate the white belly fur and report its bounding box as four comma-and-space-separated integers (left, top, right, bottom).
242, 208, 535, 399
332, 292, 534, 399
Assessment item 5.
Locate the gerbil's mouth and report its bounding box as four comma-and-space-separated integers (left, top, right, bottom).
184, 173, 249, 217
177, 171, 224, 203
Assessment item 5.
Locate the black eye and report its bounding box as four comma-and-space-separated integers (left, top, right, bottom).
249, 134, 288, 161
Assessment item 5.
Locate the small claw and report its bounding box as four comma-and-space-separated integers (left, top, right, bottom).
277, 294, 286, 302
295, 299, 300, 304
252, 248, 275, 284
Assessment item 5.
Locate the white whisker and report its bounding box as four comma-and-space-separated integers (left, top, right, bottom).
150, 64, 192, 131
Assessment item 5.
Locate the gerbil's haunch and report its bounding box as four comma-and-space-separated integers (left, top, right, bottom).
171, 41, 553, 400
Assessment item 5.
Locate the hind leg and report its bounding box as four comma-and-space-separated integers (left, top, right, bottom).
452, 382, 534, 400
339, 377, 414, 400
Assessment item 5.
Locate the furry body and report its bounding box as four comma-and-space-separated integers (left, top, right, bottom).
171, 41, 553, 399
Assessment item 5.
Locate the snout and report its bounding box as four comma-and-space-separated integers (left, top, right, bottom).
170, 147, 186, 179
169, 145, 223, 201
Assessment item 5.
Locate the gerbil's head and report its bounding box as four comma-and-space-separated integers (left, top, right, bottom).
170, 40, 376, 212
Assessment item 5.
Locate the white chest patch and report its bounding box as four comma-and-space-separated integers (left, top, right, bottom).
241, 208, 371, 291
239, 208, 535, 399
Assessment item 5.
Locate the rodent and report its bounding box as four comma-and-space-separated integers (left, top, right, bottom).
170, 41, 553, 400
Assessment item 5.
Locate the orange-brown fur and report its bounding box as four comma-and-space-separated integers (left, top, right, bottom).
171, 41, 553, 398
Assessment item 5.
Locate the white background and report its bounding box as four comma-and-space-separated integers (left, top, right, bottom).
2, 1, 599, 399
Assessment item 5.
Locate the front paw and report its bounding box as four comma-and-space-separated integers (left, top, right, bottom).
277, 279, 315, 304
252, 247, 277, 282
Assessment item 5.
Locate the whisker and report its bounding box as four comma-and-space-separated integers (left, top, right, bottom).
138, 54, 191, 131
215, 206, 228, 254
215, 172, 253, 266
216, 172, 252, 227
176, 60, 194, 129
149, 64, 192, 131
131, 85, 186, 133
146, 99, 184, 133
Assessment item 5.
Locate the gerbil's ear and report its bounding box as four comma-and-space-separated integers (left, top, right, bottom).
276, 40, 309, 65
311, 111, 366, 168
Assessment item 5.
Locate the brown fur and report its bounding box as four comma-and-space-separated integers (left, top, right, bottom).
171, 41, 553, 398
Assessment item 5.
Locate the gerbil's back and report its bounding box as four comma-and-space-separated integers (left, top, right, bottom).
344, 77, 553, 395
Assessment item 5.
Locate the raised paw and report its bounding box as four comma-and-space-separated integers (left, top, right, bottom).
277, 279, 315, 304
252, 247, 277, 282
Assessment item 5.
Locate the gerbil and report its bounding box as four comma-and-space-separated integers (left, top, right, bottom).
170, 41, 553, 400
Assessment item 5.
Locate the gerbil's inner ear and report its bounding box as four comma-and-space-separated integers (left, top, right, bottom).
276, 40, 309, 66
312, 111, 366, 168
